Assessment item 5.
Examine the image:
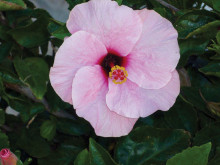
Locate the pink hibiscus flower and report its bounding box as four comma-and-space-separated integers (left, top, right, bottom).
50, 0, 180, 137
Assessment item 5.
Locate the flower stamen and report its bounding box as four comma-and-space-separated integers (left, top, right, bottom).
109, 65, 128, 84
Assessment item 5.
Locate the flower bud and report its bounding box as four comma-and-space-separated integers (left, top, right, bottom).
0, 149, 18, 165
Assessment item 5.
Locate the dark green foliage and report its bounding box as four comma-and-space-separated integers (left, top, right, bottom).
166, 142, 211, 165
0, 0, 219, 165
115, 126, 190, 165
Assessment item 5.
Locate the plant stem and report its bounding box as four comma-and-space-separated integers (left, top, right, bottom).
154, 0, 180, 12
5, 83, 74, 119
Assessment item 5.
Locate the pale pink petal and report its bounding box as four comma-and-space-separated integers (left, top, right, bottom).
49, 31, 107, 104
106, 70, 180, 118
72, 65, 137, 137
66, 0, 142, 56
126, 9, 180, 89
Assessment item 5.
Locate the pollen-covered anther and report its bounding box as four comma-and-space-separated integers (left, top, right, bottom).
109, 65, 128, 84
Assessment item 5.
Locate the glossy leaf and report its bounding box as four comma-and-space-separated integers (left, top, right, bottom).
40, 120, 56, 141
66, 0, 87, 10
199, 63, 220, 78
38, 138, 86, 165
166, 142, 211, 165
115, 0, 123, 5
9, 18, 50, 48
47, 20, 70, 40
57, 118, 91, 136
208, 147, 220, 165
193, 122, 220, 147
16, 129, 51, 158
164, 97, 198, 135
186, 20, 220, 39
14, 57, 49, 99
175, 10, 217, 39
74, 149, 90, 165
178, 38, 209, 67
9, 98, 45, 123
213, 0, 220, 12
115, 126, 190, 165
89, 138, 118, 165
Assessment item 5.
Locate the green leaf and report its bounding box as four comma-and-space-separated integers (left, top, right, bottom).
199, 63, 220, 78
14, 57, 49, 99
115, 0, 123, 5
57, 118, 91, 136
0, 0, 26, 11
175, 10, 217, 39
193, 122, 220, 147
122, 0, 146, 8
200, 87, 220, 103
0, 109, 5, 126
0, 42, 12, 62
136, 97, 197, 135
9, 98, 45, 123
0, 69, 17, 85
0, 25, 11, 41
115, 126, 190, 165
17, 160, 24, 165
48, 19, 70, 40
38, 138, 86, 165
66, 0, 87, 10
0, 131, 9, 150
40, 120, 56, 141
23, 158, 32, 165
213, 0, 220, 12
74, 149, 90, 165
164, 97, 198, 135
181, 87, 207, 112
9, 17, 50, 48
166, 142, 211, 165
178, 38, 209, 67
16, 129, 51, 158
45, 84, 71, 112
135, 111, 169, 129
89, 138, 118, 165
208, 146, 220, 165
186, 20, 220, 39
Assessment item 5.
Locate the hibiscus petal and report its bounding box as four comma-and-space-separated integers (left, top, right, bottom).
66, 0, 142, 56
127, 9, 180, 89
50, 31, 107, 104
106, 70, 180, 118
72, 65, 137, 137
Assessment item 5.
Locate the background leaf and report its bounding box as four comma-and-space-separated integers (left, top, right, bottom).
13, 57, 49, 99
166, 142, 211, 165
115, 126, 191, 165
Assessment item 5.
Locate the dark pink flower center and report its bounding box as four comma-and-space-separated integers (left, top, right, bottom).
101, 53, 124, 74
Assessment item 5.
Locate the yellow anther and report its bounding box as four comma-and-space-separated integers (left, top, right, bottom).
109, 65, 128, 84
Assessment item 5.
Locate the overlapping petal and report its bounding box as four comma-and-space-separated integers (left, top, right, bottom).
72, 65, 137, 137
126, 9, 180, 89
106, 70, 180, 118
50, 31, 107, 104
67, 0, 142, 56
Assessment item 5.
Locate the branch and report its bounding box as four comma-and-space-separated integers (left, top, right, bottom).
154, 0, 180, 12
5, 83, 74, 119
